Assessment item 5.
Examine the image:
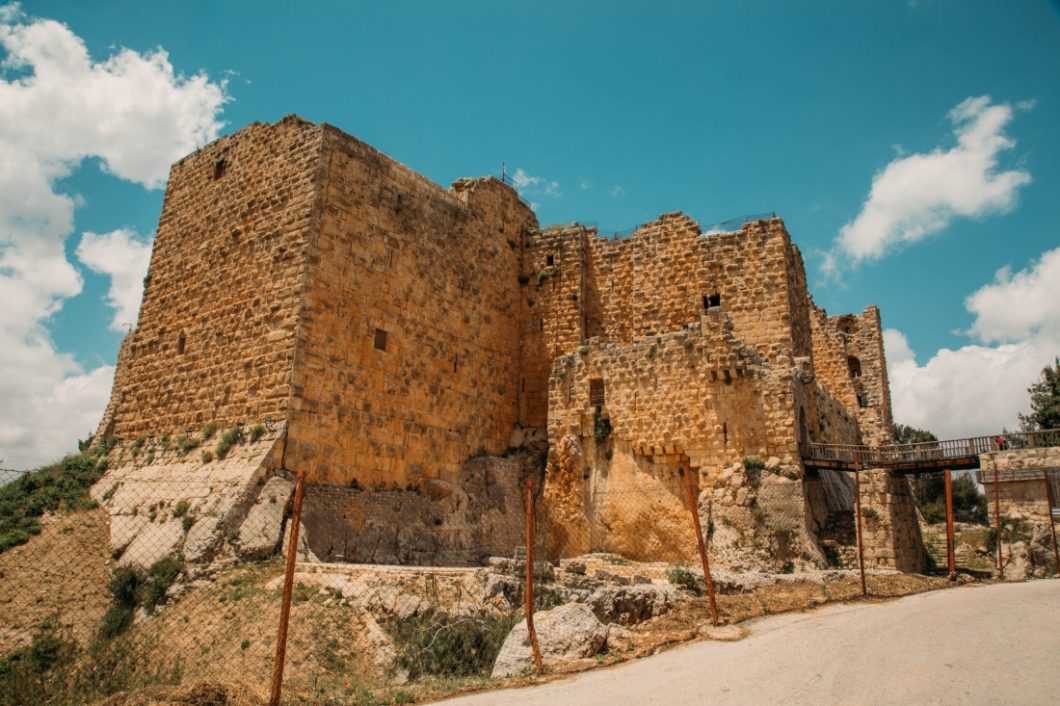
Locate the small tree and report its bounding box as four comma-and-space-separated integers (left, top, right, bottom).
1019, 357, 1060, 432
892, 423, 937, 445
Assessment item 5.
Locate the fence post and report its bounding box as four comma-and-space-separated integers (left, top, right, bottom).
270, 470, 306, 706
943, 469, 956, 581
523, 478, 543, 674
993, 467, 1003, 579
681, 465, 719, 626
854, 465, 867, 596
1043, 472, 1059, 576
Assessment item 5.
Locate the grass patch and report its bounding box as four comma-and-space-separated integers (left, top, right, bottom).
0, 453, 104, 554
248, 424, 265, 443
385, 610, 515, 680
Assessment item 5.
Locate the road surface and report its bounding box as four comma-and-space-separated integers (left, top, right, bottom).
436, 580, 1059, 706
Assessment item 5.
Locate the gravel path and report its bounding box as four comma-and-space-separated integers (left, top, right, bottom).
436, 580, 1060, 706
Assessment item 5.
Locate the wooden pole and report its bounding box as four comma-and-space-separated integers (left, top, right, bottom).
270, 470, 306, 706
523, 479, 543, 674
854, 466, 867, 596
943, 469, 956, 580
993, 466, 1004, 579
682, 465, 719, 625
1043, 472, 1060, 576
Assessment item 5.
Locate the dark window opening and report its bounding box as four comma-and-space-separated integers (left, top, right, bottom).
847, 356, 862, 379
703, 293, 721, 310
723, 369, 732, 384
837, 317, 857, 335
213, 159, 226, 180
722, 422, 728, 445
546, 254, 555, 266
589, 378, 605, 407
857, 394, 868, 408
177, 334, 186, 354
453, 355, 459, 373
374, 328, 388, 351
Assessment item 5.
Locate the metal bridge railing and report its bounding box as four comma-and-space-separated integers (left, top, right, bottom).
801, 429, 1060, 469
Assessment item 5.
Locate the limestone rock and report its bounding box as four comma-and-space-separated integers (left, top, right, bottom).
491, 602, 608, 678
183, 516, 221, 564
119, 518, 184, 567
587, 584, 680, 626
237, 476, 294, 559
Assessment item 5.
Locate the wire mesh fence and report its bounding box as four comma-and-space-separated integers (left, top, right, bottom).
3, 437, 1058, 704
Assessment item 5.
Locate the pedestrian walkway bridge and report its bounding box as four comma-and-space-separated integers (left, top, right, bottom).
800, 429, 1060, 474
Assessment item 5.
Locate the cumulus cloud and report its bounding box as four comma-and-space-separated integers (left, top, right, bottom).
511, 167, 561, 200
76, 229, 153, 331
0, 6, 227, 468
886, 246, 1060, 438
831, 96, 1031, 268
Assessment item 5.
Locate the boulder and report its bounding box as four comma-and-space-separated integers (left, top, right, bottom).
491, 602, 608, 678
119, 518, 184, 567
587, 584, 680, 626
182, 516, 221, 564
237, 476, 293, 559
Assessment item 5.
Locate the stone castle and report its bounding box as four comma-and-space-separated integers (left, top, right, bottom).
94, 115, 923, 572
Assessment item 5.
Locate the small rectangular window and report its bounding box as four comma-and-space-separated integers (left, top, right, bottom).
857, 394, 868, 408
213, 158, 226, 180
589, 378, 605, 407
703, 293, 721, 310
374, 328, 387, 351
546, 255, 555, 266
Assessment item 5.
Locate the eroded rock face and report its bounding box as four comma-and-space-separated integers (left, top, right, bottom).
491, 602, 608, 678
586, 584, 681, 626
237, 476, 294, 559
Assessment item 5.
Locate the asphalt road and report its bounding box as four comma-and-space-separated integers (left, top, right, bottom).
436, 580, 1060, 706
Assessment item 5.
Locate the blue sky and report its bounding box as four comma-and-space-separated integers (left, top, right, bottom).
2, 1, 1059, 467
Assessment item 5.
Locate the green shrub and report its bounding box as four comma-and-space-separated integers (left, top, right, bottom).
385, 610, 514, 679
201, 421, 217, 441
666, 563, 704, 594
861, 507, 879, 521
772, 521, 792, 539
98, 606, 133, 641
0, 453, 103, 555
172, 500, 190, 518
750, 503, 766, 523
742, 457, 765, 471
175, 434, 199, 455
181, 515, 196, 533
248, 424, 265, 443
200, 450, 214, 464
214, 427, 242, 460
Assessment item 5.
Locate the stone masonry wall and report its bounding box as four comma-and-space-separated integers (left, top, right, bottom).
809, 306, 893, 446
95, 116, 323, 440
858, 469, 927, 572
548, 314, 798, 474
283, 126, 538, 486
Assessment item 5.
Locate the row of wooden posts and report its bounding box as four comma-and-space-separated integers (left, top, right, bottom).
265, 465, 1060, 704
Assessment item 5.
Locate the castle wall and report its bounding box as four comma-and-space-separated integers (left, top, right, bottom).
548, 315, 799, 476
95, 117, 324, 440
282, 126, 538, 486
809, 305, 893, 445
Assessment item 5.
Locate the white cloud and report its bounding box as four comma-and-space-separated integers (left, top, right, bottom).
579, 179, 592, 191
886, 246, 1060, 438
0, 6, 227, 468
609, 185, 626, 198
76, 229, 153, 331
833, 96, 1031, 265
511, 167, 561, 199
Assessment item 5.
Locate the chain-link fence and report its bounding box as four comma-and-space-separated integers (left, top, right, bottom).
4, 438, 1056, 704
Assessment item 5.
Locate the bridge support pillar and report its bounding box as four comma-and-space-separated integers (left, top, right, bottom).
856, 468, 929, 573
